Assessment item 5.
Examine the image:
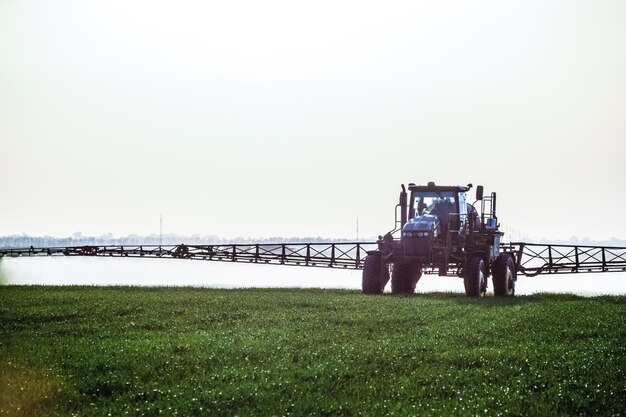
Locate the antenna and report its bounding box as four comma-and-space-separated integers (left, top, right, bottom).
159, 214, 163, 246
356, 215, 359, 240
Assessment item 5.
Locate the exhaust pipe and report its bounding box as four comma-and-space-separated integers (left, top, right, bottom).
400, 184, 408, 228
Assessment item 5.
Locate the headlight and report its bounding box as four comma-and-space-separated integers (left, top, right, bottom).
404, 232, 429, 237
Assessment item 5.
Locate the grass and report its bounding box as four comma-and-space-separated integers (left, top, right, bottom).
0, 287, 625, 416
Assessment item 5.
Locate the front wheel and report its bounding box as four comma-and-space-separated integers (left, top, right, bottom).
362, 254, 389, 294
391, 263, 422, 294
464, 257, 487, 297
492, 254, 516, 296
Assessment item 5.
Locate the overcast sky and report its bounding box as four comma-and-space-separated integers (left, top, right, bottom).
1, 0, 625, 242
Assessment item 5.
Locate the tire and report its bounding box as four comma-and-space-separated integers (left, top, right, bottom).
362, 255, 387, 294
391, 263, 422, 294
492, 254, 516, 296
464, 256, 486, 297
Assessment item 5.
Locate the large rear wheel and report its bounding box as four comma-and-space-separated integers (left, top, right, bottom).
464, 256, 487, 297
391, 263, 422, 294
362, 254, 388, 294
492, 254, 516, 296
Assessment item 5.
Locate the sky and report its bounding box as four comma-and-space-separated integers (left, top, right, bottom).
1, 0, 625, 242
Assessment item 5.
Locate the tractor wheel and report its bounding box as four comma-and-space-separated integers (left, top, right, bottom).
492, 254, 516, 296
391, 263, 422, 294
362, 255, 387, 295
464, 256, 487, 298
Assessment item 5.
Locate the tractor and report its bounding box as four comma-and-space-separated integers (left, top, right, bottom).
362, 182, 517, 297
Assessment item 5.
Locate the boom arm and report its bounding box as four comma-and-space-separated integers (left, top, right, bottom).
503, 242, 626, 276
2, 241, 626, 277
0, 243, 378, 269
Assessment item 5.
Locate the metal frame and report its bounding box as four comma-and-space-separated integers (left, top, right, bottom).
2, 241, 626, 277
0, 243, 378, 270
504, 242, 626, 276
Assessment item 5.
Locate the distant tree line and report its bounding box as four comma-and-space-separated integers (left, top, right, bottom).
0, 233, 371, 248
526, 236, 626, 248
2, 233, 625, 249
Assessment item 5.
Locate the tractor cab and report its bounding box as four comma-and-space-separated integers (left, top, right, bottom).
401, 183, 470, 261
409, 189, 468, 234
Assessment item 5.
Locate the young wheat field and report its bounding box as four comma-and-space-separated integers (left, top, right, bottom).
1, 287, 624, 416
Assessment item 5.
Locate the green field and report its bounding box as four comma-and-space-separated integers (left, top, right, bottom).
1, 287, 624, 416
